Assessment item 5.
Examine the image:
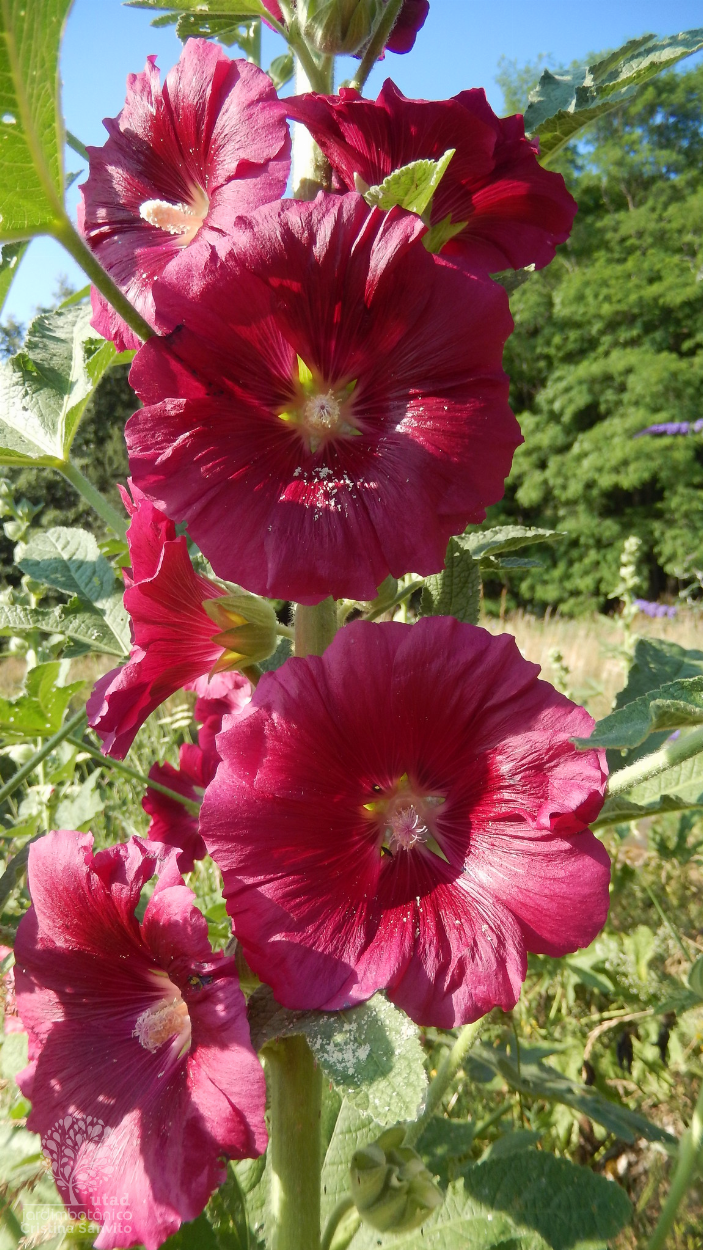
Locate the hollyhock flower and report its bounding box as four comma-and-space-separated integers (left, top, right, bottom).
201, 617, 610, 1028
145, 673, 252, 869
126, 192, 519, 604
87, 485, 275, 759
287, 80, 576, 272
79, 39, 291, 350
384, 0, 429, 52
13, 831, 266, 1250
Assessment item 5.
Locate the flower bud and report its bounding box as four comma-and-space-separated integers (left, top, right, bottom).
350, 1126, 443, 1234
298, 0, 382, 54
203, 591, 280, 671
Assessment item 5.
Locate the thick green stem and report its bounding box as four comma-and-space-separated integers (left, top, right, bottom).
67, 735, 201, 815
0, 708, 86, 808
294, 599, 338, 657
365, 580, 425, 622
605, 724, 703, 798
266, 1036, 323, 1250
405, 1019, 486, 1147
647, 1077, 703, 1250
292, 56, 334, 199
59, 460, 128, 539
349, 0, 404, 91
51, 215, 154, 343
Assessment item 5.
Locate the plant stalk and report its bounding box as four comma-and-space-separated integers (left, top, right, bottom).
67, 736, 201, 815
647, 1076, 703, 1250
266, 1035, 323, 1250
51, 214, 154, 343
605, 724, 703, 798
404, 1018, 487, 1146
59, 461, 128, 539
0, 708, 87, 808
320, 1198, 356, 1250
292, 56, 333, 199
349, 0, 405, 91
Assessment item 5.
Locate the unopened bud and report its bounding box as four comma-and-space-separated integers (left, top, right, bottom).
298, 0, 381, 54
203, 591, 280, 671
350, 1126, 443, 1234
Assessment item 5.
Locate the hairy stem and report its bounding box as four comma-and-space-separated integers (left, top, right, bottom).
605, 724, 703, 798
51, 215, 154, 343
349, 0, 405, 92
67, 736, 201, 815
405, 1018, 487, 1146
292, 56, 333, 198
647, 1077, 703, 1250
0, 708, 87, 808
266, 1036, 323, 1250
295, 599, 338, 657
59, 461, 128, 539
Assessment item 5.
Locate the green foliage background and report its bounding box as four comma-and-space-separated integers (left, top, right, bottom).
488, 62, 703, 615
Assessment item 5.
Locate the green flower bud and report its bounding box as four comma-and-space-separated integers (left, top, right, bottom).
350, 1126, 443, 1234
298, 0, 381, 55
203, 590, 280, 671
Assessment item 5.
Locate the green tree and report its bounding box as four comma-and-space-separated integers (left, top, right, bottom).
489, 62, 703, 614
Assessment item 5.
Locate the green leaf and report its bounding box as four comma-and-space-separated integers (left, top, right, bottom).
353, 1174, 548, 1250
205, 1163, 251, 1250
20, 526, 115, 602
615, 637, 703, 709
416, 1116, 476, 1186
321, 1098, 382, 1229
0, 304, 125, 467
0, 597, 129, 658
423, 214, 468, 254
574, 676, 703, 750
465, 1042, 675, 1145
524, 30, 703, 163
627, 749, 703, 808
258, 636, 292, 673
420, 536, 480, 624
0, 661, 82, 741
478, 1131, 541, 1162
0, 0, 71, 240
0, 241, 26, 314
53, 770, 103, 829
362, 149, 455, 218
591, 791, 703, 830
248, 988, 427, 1126
462, 1150, 632, 1250
126, 0, 269, 16
162, 1212, 219, 1250
460, 526, 564, 565
269, 53, 295, 90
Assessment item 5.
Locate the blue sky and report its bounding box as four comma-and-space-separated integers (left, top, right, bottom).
4, 0, 703, 324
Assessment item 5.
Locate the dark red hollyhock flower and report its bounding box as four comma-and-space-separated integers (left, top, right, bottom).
144, 673, 252, 870
14, 831, 266, 1250
287, 80, 576, 273
87, 485, 264, 759
384, 0, 429, 52
126, 193, 519, 605
201, 618, 610, 1028
79, 38, 290, 350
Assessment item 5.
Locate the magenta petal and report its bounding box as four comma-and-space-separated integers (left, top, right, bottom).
143, 757, 206, 873
14, 831, 266, 1250
201, 618, 609, 1027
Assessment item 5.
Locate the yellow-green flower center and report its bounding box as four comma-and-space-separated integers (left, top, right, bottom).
133, 978, 191, 1055
364, 776, 448, 861
278, 356, 359, 453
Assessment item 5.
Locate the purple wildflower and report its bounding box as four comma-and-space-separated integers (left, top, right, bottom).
635, 420, 703, 437
634, 599, 677, 618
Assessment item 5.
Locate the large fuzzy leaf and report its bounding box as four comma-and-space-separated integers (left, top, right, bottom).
0, 0, 72, 239
525, 30, 703, 164
0, 305, 128, 467
420, 536, 481, 625
574, 677, 703, 750
20, 526, 115, 602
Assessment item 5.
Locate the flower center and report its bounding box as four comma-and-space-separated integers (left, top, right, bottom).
133, 985, 191, 1055
365, 777, 448, 861
277, 356, 360, 454
139, 185, 209, 245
